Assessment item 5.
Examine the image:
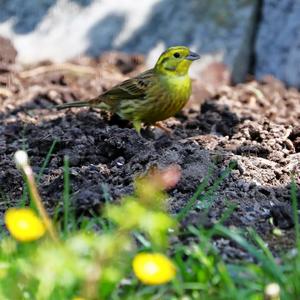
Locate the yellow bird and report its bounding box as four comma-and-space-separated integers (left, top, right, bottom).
57, 46, 200, 133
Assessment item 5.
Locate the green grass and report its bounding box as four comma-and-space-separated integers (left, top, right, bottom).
0, 149, 299, 300
63, 155, 71, 234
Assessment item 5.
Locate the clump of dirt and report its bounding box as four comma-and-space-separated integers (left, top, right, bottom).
0, 38, 299, 258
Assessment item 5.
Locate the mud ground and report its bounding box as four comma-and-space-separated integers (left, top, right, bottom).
0, 37, 299, 259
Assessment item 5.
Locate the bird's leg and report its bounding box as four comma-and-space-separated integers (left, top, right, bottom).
133, 120, 142, 135
154, 121, 172, 134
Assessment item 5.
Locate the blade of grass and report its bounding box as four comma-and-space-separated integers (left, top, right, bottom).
248, 228, 277, 262
217, 200, 237, 224
63, 155, 71, 233
19, 184, 28, 207
199, 161, 237, 210
0, 188, 11, 209
133, 232, 151, 249
52, 202, 62, 225
291, 177, 299, 245
36, 139, 58, 184
101, 183, 112, 203
82, 210, 115, 232
28, 139, 57, 209
176, 174, 210, 222
215, 224, 284, 285
217, 261, 238, 297
177, 161, 236, 222
227, 264, 263, 287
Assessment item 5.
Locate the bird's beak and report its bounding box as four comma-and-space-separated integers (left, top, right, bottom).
186, 51, 200, 61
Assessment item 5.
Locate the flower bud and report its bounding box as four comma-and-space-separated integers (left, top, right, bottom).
14, 150, 29, 169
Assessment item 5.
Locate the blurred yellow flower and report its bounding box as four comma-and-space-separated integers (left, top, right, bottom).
72, 298, 86, 300
4, 208, 46, 242
132, 253, 176, 285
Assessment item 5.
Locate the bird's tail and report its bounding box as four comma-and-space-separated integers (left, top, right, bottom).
56, 100, 91, 110
56, 95, 108, 110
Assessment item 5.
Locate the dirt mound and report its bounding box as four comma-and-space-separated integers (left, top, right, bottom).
0, 47, 299, 257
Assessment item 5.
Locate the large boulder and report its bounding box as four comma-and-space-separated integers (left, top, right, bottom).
255, 0, 300, 87
0, 0, 258, 82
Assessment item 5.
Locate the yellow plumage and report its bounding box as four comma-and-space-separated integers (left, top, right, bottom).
57, 46, 200, 133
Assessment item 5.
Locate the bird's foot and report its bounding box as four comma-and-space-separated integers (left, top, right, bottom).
132, 120, 143, 136
154, 122, 172, 135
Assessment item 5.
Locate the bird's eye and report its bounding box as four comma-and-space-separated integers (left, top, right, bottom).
173, 52, 180, 58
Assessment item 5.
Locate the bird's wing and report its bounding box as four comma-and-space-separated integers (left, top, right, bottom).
57, 69, 156, 111
102, 69, 155, 101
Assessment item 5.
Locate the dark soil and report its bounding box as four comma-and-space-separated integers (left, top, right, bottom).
0, 38, 299, 259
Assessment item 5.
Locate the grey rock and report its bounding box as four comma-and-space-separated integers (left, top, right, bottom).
255, 0, 300, 87
0, 0, 258, 82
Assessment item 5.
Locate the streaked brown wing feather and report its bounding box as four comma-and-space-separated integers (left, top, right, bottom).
102, 69, 154, 102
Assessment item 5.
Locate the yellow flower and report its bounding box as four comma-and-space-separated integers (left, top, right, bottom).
132, 253, 176, 285
5, 208, 46, 242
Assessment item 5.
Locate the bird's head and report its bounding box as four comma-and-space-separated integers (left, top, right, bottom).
154, 46, 200, 76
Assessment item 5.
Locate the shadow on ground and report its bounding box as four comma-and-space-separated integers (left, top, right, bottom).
1, 101, 299, 257
0, 54, 299, 260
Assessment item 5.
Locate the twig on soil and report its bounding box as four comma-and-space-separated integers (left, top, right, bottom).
179, 135, 205, 142
19, 63, 97, 78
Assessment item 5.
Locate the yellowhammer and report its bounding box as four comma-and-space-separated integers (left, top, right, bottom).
57, 46, 200, 133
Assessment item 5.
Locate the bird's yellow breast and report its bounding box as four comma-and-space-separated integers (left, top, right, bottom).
139, 74, 192, 123
163, 74, 191, 99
